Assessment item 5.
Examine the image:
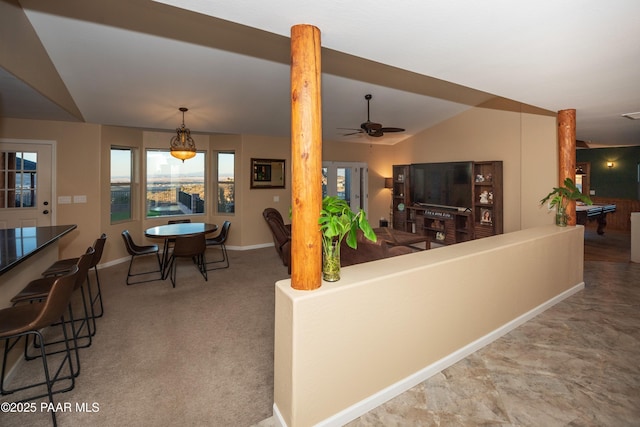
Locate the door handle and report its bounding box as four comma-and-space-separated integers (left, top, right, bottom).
43, 210, 49, 215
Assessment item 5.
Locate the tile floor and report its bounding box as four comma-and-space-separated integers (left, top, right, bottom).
346, 259, 640, 426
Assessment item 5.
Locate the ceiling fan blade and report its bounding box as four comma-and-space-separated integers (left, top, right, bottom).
342, 95, 401, 138
576, 139, 590, 148
380, 127, 405, 133
342, 131, 363, 136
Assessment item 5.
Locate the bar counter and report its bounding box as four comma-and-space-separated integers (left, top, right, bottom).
0, 225, 77, 275
0, 225, 76, 310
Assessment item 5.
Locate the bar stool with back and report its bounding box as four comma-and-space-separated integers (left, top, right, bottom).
0, 266, 81, 427
10, 247, 96, 376
40, 233, 107, 324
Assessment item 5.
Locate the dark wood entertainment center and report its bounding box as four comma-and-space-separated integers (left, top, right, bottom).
391, 161, 503, 246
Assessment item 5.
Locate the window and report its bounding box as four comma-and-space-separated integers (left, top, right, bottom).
110, 147, 133, 222
146, 150, 205, 218
217, 152, 235, 213
0, 151, 37, 209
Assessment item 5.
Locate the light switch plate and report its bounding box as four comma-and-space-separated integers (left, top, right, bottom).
58, 196, 72, 204
73, 195, 87, 203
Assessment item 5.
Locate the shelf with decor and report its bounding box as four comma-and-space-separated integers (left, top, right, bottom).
391, 164, 411, 231
391, 161, 503, 245
405, 206, 472, 246
473, 161, 503, 239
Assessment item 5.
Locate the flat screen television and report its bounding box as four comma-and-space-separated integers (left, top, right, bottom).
410, 161, 473, 210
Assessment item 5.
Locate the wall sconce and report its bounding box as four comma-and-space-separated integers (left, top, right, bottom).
606, 161, 614, 168
384, 177, 393, 189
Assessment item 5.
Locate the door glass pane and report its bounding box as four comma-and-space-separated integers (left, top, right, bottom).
0, 151, 37, 209
574, 174, 583, 193
321, 167, 328, 198
337, 167, 351, 204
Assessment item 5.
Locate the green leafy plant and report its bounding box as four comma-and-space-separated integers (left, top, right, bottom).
318, 196, 376, 281
540, 177, 593, 226
540, 177, 593, 210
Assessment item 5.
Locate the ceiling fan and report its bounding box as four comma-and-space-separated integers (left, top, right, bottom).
341, 94, 405, 138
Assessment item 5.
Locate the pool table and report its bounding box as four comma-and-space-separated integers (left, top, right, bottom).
576, 204, 616, 235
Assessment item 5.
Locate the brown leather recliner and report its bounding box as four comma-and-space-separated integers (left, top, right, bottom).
263, 208, 412, 272
263, 208, 292, 273
340, 230, 414, 267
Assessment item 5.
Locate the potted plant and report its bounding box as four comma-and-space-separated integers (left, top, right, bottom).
540, 177, 593, 226
318, 196, 377, 281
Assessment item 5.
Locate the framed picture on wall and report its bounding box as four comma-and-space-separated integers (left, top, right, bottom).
480, 208, 492, 225
250, 158, 286, 189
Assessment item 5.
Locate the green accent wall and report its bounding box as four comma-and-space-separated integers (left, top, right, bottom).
577, 146, 640, 199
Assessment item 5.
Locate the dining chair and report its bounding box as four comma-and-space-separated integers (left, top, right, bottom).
121, 230, 162, 285
167, 233, 207, 288
0, 266, 80, 427
168, 219, 191, 224
166, 219, 191, 250
206, 220, 231, 270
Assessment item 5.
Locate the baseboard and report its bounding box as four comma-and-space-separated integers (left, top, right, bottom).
231, 243, 274, 251
274, 281, 584, 427
272, 404, 286, 427
97, 243, 276, 269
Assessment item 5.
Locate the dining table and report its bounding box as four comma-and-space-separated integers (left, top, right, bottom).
144, 222, 218, 279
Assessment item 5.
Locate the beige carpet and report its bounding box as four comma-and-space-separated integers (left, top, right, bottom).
0, 246, 288, 427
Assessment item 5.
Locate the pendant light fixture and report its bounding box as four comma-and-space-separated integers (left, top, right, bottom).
170, 107, 196, 162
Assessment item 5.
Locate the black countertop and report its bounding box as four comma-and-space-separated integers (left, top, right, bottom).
0, 225, 77, 276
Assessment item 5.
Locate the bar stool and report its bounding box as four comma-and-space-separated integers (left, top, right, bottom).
0, 266, 80, 427
41, 233, 107, 323
11, 248, 95, 376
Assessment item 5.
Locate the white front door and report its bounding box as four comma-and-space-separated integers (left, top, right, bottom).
0, 141, 54, 228
322, 161, 368, 213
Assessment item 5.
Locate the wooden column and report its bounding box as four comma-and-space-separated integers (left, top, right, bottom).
558, 109, 577, 225
290, 24, 322, 290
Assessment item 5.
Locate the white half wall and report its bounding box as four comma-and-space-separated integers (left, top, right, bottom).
274, 225, 585, 426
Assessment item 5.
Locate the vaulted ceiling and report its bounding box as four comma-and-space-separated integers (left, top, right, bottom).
2, 0, 639, 146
